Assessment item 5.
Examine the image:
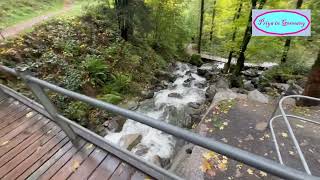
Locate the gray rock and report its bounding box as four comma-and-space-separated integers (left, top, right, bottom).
216, 78, 230, 89
141, 90, 154, 99
188, 102, 201, 109
242, 68, 259, 77
271, 83, 290, 92
213, 88, 238, 104
126, 101, 139, 110
205, 85, 217, 99
248, 90, 269, 104
244, 81, 255, 91
286, 83, 303, 95
134, 144, 149, 156
120, 133, 142, 150
255, 122, 268, 131
168, 92, 183, 99
194, 82, 206, 89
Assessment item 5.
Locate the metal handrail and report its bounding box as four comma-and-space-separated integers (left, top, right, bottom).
0, 65, 318, 180
270, 95, 320, 175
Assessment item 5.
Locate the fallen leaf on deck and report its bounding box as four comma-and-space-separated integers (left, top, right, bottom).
86, 144, 93, 150
259, 171, 267, 177
247, 168, 254, 175
281, 132, 288, 138
200, 160, 212, 172
203, 152, 215, 160
1, 141, 9, 146
26, 112, 33, 118
72, 160, 80, 172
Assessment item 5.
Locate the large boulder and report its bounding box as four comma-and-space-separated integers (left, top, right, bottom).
243, 81, 255, 91
216, 78, 230, 89
120, 133, 142, 150
213, 88, 238, 104
205, 85, 217, 100
248, 90, 269, 104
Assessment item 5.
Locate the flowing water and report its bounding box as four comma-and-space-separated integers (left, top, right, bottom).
104, 62, 209, 164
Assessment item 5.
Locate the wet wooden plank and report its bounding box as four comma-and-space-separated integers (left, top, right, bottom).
0, 120, 54, 158
0, 98, 17, 117
0, 103, 28, 127
109, 162, 137, 180
0, 105, 31, 130
69, 147, 108, 180
0, 113, 42, 144
0, 117, 51, 157
3, 136, 69, 180
0, 109, 40, 139
131, 171, 150, 180
18, 139, 73, 180
0, 126, 61, 171
88, 155, 121, 180
50, 143, 96, 180
27, 140, 85, 180
38, 141, 86, 180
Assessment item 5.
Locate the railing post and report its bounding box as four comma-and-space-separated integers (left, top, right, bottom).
16, 67, 79, 145
0, 87, 8, 101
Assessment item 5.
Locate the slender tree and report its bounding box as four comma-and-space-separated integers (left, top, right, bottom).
233, 0, 266, 75
209, 0, 217, 41
198, 0, 205, 53
280, 0, 303, 63
223, 0, 243, 73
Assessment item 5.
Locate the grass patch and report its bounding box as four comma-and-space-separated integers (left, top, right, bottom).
0, 0, 64, 29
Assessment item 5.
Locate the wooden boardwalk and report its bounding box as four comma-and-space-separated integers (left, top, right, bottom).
0, 97, 148, 180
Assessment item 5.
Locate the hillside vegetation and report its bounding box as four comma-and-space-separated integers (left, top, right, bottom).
0, 0, 65, 28
0, 2, 183, 133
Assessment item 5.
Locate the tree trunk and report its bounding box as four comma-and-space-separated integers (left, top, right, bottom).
301, 50, 320, 106
233, 0, 265, 75
280, 0, 303, 63
115, 0, 133, 41
209, 0, 217, 41
224, 0, 243, 73
198, 0, 205, 53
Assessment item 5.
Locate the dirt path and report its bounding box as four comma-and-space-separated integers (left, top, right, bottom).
177, 94, 320, 179
0, 0, 74, 40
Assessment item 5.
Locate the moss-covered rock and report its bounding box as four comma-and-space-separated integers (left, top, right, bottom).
190, 54, 203, 66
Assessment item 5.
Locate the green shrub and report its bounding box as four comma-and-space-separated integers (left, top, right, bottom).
98, 93, 123, 104
190, 54, 203, 66
82, 55, 109, 86
64, 101, 90, 126
103, 73, 132, 94
263, 63, 310, 83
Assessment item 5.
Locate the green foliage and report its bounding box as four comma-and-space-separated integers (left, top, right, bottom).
64, 101, 90, 126
82, 55, 109, 86
189, 54, 203, 66
263, 63, 310, 83
105, 73, 132, 94
98, 93, 123, 104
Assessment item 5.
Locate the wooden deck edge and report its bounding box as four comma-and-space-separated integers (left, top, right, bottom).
0, 84, 180, 180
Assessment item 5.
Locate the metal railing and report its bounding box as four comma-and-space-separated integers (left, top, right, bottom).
269, 95, 320, 176
0, 65, 319, 180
